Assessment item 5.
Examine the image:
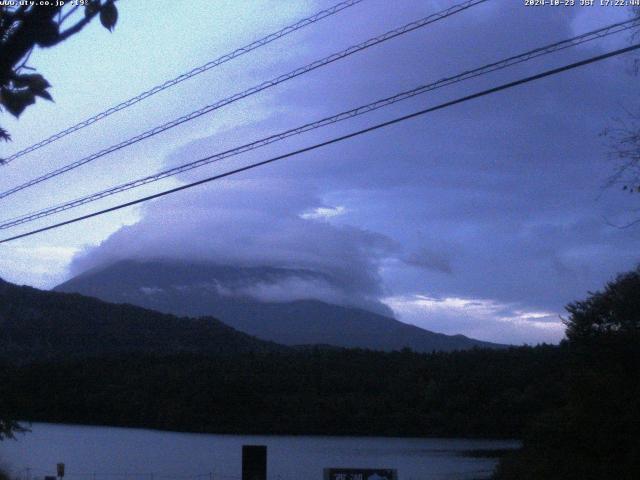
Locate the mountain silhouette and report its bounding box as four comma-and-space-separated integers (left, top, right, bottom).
55, 260, 503, 352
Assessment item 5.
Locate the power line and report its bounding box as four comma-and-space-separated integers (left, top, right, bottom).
0, 0, 489, 199
0, 0, 365, 165
1, 18, 638, 230
1, 42, 638, 245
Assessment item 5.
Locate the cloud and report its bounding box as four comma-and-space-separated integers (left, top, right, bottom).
199, 273, 375, 308
69, 177, 397, 315
69, 0, 640, 343
300, 205, 347, 220
384, 294, 565, 345
0, 243, 79, 288
13, 0, 640, 344
402, 246, 453, 274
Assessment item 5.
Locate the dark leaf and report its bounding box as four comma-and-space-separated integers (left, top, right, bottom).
0, 126, 10, 144
0, 88, 36, 117
34, 89, 53, 101
100, 1, 118, 31
12, 73, 51, 92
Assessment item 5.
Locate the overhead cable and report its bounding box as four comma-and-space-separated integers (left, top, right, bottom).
1, 17, 637, 230
1, 42, 638, 244
0, 0, 365, 164
0, 0, 489, 198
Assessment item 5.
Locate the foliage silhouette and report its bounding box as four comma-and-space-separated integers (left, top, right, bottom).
494, 267, 640, 479
0, 1, 118, 147
1, 346, 566, 438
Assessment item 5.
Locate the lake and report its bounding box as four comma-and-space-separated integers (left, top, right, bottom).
0, 423, 519, 480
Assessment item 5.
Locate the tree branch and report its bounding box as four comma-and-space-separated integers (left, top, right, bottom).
57, 14, 95, 42
0, 6, 59, 77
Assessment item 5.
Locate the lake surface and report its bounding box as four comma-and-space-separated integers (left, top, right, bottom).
0, 423, 519, 480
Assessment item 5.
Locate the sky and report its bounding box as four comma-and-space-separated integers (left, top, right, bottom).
0, 0, 639, 345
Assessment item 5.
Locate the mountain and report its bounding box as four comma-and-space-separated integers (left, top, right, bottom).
55, 260, 502, 352
0, 277, 282, 363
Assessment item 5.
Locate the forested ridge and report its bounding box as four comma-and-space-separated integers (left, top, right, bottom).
494, 267, 640, 479
0, 275, 564, 439
0, 278, 283, 363
1, 345, 564, 438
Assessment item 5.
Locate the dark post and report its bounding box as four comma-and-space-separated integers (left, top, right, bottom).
242, 445, 267, 480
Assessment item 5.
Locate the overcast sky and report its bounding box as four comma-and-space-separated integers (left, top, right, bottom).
0, 0, 639, 344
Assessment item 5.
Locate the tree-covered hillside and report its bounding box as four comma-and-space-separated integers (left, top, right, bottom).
1, 346, 565, 438
494, 267, 640, 480
0, 277, 282, 363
